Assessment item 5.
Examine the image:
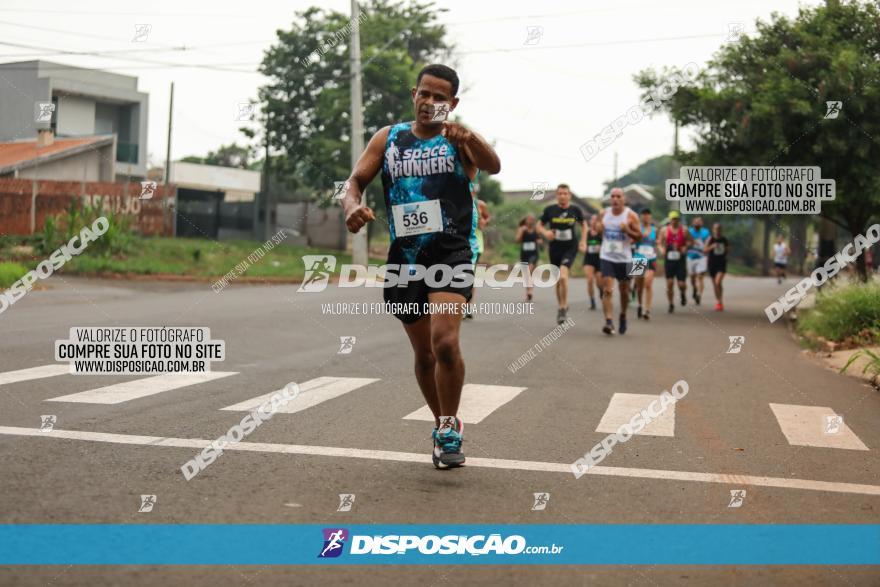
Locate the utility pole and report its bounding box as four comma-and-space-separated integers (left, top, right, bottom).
670, 120, 680, 213
263, 120, 271, 240
612, 151, 618, 185
164, 82, 176, 237
350, 0, 367, 266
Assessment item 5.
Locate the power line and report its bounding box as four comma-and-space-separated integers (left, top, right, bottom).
458, 33, 723, 54
0, 41, 256, 73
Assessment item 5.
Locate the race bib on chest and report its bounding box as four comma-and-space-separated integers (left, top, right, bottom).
554, 228, 573, 241
522, 241, 536, 251
667, 250, 681, 261
637, 245, 655, 257
587, 244, 600, 254
392, 200, 443, 237
602, 240, 625, 255
714, 244, 726, 255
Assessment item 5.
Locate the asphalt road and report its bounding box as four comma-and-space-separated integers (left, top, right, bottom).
0, 274, 877, 586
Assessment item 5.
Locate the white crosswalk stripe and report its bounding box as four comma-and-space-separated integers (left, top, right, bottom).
769, 403, 869, 451
45, 372, 239, 404
403, 383, 527, 424
0, 364, 69, 386
221, 376, 379, 414
596, 393, 676, 437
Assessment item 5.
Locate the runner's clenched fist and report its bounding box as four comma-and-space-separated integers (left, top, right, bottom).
345, 205, 375, 233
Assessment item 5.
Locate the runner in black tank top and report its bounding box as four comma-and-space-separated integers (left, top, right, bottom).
583, 215, 603, 310
516, 214, 542, 301
340, 64, 501, 470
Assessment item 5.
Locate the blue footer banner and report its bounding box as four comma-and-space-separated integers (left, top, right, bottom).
1, 525, 878, 565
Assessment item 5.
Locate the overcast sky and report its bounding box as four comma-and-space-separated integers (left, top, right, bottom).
0, 0, 807, 195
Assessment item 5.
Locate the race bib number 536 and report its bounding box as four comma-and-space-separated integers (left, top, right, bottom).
392, 200, 443, 237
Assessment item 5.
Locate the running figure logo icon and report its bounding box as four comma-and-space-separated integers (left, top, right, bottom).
138, 495, 156, 513
824, 101, 842, 119
140, 181, 157, 200
726, 23, 744, 42
726, 336, 745, 354
728, 489, 746, 508
338, 337, 356, 355
824, 415, 843, 434
298, 255, 337, 292
524, 25, 544, 45
531, 181, 549, 201
234, 102, 256, 121
132, 24, 152, 42
35, 102, 55, 123
333, 181, 350, 200
39, 415, 56, 432
337, 494, 355, 512
318, 528, 349, 558
430, 102, 451, 122
629, 258, 647, 277
531, 492, 550, 511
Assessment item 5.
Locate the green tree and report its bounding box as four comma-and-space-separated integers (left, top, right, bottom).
476, 172, 503, 205
636, 0, 880, 280
256, 0, 451, 205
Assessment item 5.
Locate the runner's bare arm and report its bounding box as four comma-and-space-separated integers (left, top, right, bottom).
578, 219, 588, 252
515, 225, 525, 242
658, 228, 667, 255
443, 122, 501, 175
624, 210, 643, 240
538, 220, 555, 241
342, 127, 389, 233
478, 200, 490, 229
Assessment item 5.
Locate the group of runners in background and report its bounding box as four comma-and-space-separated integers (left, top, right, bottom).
516, 183, 740, 334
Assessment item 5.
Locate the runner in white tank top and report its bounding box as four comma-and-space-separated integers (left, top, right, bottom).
773, 236, 791, 284
597, 188, 642, 335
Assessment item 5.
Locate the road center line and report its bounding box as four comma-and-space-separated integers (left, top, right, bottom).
1, 426, 878, 496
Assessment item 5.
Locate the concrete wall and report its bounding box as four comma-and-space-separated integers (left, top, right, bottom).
0, 63, 49, 141
56, 95, 96, 136
277, 202, 345, 248
15, 144, 115, 182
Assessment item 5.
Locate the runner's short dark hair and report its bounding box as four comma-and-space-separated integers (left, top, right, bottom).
417, 64, 460, 96
556, 183, 570, 191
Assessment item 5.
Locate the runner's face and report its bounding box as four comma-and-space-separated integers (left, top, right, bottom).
556, 189, 571, 206
610, 190, 624, 211
412, 75, 458, 125
693, 217, 703, 229
641, 212, 651, 226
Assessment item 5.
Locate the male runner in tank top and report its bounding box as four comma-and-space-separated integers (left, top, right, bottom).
516, 214, 542, 302
539, 184, 587, 324
341, 64, 501, 469
583, 214, 603, 310
596, 188, 642, 335
633, 207, 658, 321
687, 216, 711, 305
773, 236, 791, 284
658, 210, 692, 313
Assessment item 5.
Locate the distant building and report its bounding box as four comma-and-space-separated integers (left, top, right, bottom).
0, 60, 149, 180
169, 161, 260, 240
0, 132, 115, 181
602, 183, 655, 209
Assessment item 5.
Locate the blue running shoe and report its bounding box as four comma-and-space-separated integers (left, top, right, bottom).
433, 416, 465, 469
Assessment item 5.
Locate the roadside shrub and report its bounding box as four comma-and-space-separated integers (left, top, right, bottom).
39, 200, 136, 257
0, 262, 28, 289
797, 281, 880, 343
